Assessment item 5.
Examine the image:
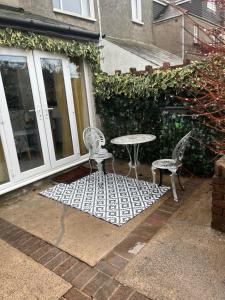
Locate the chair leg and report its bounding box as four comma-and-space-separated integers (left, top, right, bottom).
111, 156, 116, 175
159, 169, 163, 186
151, 166, 156, 185
102, 160, 106, 174
170, 171, 178, 202
97, 162, 103, 173
177, 168, 184, 191
97, 162, 104, 188
88, 159, 93, 177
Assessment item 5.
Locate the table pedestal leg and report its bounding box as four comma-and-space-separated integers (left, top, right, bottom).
126, 144, 140, 181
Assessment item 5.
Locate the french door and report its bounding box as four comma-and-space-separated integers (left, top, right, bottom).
0, 48, 80, 184
34, 51, 79, 168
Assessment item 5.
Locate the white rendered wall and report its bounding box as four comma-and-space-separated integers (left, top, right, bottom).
100, 39, 153, 75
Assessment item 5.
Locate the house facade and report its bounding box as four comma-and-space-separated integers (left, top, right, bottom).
153, 0, 223, 60
0, 0, 100, 195
99, 0, 182, 74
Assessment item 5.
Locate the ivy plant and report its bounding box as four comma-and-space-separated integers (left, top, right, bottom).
94, 61, 218, 176
0, 28, 100, 70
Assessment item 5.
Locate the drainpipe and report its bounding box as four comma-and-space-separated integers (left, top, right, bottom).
96, 0, 103, 43
181, 13, 185, 61
96, 0, 104, 65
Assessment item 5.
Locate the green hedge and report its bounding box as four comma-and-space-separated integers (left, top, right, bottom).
94, 63, 217, 176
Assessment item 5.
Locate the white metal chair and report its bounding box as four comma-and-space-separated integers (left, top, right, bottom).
83, 127, 115, 177
151, 131, 192, 202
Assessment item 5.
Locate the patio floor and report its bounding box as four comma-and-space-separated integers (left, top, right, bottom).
117, 179, 225, 300
0, 160, 222, 299
0, 161, 172, 267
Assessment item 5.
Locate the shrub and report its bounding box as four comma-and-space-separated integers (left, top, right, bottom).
94, 62, 218, 176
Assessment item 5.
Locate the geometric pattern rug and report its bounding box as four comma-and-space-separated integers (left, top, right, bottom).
40, 172, 170, 226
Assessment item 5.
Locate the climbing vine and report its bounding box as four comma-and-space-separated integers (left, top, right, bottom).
94, 61, 206, 100
0, 28, 100, 70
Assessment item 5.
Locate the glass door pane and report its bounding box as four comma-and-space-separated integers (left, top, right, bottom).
0, 135, 9, 185
40, 58, 74, 160
70, 61, 90, 155
0, 55, 44, 172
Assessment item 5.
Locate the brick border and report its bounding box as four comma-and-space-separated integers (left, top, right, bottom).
211, 157, 225, 232
0, 178, 201, 300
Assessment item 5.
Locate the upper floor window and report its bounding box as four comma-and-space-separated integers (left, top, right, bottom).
131, 0, 143, 24
53, 0, 95, 20
207, 0, 216, 12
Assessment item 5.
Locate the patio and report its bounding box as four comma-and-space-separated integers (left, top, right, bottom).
0, 160, 224, 299
0, 1, 224, 299
0, 161, 172, 267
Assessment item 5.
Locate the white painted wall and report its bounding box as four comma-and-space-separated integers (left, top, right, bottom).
100, 39, 153, 75
1, 0, 19, 5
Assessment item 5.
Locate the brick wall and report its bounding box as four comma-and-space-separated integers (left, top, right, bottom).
211, 156, 225, 232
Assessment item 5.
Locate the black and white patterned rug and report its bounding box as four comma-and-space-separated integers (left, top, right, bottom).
40, 172, 170, 226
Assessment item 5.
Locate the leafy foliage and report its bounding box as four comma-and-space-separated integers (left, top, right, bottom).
160, 113, 217, 176
0, 28, 100, 70
94, 62, 218, 176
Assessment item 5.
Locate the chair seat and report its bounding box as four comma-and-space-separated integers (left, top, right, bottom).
152, 159, 181, 170
90, 150, 113, 163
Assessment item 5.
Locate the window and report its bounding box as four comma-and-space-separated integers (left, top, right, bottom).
207, 0, 216, 12
131, 0, 143, 24
53, 0, 95, 19
193, 25, 199, 44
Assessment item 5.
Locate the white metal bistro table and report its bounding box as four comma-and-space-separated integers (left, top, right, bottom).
111, 134, 156, 181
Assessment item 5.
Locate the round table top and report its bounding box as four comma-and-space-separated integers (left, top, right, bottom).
111, 134, 156, 145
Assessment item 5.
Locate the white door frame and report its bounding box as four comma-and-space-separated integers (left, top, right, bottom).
0, 48, 51, 182
33, 50, 80, 168
82, 59, 97, 127
0, 117, 13, 189
0, 49, 95, 195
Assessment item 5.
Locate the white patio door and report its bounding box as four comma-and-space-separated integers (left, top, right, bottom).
33, 51, 80, 168
0, 49, 50, 181
0, 48, 80, 184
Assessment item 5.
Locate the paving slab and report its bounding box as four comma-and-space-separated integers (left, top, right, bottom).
117, 180, 225, 300
0, 239, 71, 299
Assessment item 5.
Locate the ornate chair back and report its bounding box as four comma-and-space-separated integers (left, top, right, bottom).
83, 127, 106, 156
172, 131, 192, 162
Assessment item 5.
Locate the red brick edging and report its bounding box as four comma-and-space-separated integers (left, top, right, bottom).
211, 157, 225, 232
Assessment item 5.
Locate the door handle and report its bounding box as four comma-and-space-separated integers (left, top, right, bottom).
28, 108, 42, 120
44, 107, 54, 119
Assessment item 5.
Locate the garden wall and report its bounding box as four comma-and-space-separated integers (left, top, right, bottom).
211, 156, 225, 232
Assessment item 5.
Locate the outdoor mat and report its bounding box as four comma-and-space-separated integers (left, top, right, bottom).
52, 165, 92, 184
40, 172, 170, 226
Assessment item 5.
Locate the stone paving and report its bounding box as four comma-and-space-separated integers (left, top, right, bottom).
117, 179, 225, 300
0, 161, 210, 299
0, 240, 71, 299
